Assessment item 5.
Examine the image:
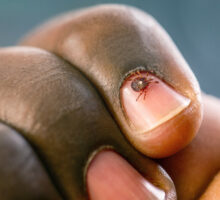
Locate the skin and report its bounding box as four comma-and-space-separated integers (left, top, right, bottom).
0, 123, 62, 200
21, 4, 203, 158
160, 94, 220, 199
0, 4, 219, 200
0, 47, 175, 199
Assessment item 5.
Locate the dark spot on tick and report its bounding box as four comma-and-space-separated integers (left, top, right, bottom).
130, 74, 159, 101
131, 77, 149, 92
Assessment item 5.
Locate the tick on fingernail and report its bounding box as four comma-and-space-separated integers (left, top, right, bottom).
130, 72, 159, 101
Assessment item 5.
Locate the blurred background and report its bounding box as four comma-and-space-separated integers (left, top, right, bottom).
0, 0, 219, 97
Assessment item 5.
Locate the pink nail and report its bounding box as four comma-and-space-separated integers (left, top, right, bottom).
120, 71, 191, 133
87, 151, 165, 200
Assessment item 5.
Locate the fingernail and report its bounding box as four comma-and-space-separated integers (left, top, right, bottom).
120, 71, 191, 133
87, 151, 165, 200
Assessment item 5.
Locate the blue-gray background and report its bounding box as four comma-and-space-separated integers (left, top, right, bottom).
0, 0, 219, 97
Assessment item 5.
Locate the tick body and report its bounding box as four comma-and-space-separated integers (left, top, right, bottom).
131, 77, 149, 92
129, 72, 158, 101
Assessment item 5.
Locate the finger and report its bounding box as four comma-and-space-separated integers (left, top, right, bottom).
21, 4, 203, 158
159, 94, 220, 200
0, 47, 176, 199
87, 150, 166, 200
0, 123, 61, 200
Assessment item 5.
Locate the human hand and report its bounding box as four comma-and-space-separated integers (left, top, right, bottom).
0, 4, 219, 200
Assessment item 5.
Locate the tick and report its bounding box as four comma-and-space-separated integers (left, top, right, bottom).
130, 74, 158, 101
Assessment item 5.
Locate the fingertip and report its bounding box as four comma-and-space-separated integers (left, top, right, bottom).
87, 150, 166, 200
